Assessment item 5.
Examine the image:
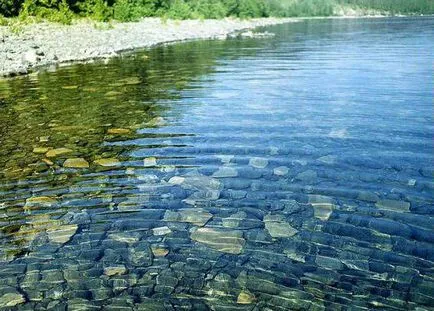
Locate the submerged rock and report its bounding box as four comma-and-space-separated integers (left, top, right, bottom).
249, 157, 269, 169
94, 158, 121, 167
295, 170, 317, 183
25, 196, 58, 213
190, 227, 245, 254
107, 128, 131, 135
33, 147, 49, 154
0, 292, 25, 307
308, 195, 335, 221
237, 291, 256, 304
152, 226, 172, 236
163, 209, 212, 226
375, 199, 410, 212
168, 176, 185, 185
151, 246, 169, 257
47, 224, 78, 244
264, 214, 298, 238
273, 166, 289, 176
212, 166, 238, 178
45, 148, 73, 158
144, 157, 157, 167
104, 265, 127, 276
63, 158, 89, 168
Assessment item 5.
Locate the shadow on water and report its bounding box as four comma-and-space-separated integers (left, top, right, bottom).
0, 17, 433, 310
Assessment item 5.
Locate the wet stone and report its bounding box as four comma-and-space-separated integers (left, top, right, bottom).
357, 191, 380, 202
212, 166, 238, 178
264, 214, 298, 238
315, 255, 343, 270
249, 157, 269, 169
94, 158, 121, 167
108, 232, 140, 245
25, 196, 58, 209
63, 158, 89, 168
152, 226, 172, 236
222, 211, 261, 229
144, 157, 157, 167
33, 147, 49, 154
164, 209, 212, 226
295, 170, 318, 183
104, 265, 127, 276
128, 242, 153, 267
308, 195, 335, 221
190, 227, 245, 254
237, 291, 256, 304
47, 224, 78, 244
151, 246, 169, 257
45, 148, 73, 158
274, 166, 289, 176
107, 128, 130, 135
375, 199, 410, 212
0, 291, 25, 307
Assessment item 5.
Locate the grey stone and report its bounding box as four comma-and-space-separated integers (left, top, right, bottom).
190, 227, 245, 254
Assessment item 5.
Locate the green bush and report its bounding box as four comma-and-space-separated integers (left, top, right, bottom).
189, 0, 227, 19
1, 0, 433, 23
114, 0, 155, 21
166, 0, 191, 19
78, 0, 112, 21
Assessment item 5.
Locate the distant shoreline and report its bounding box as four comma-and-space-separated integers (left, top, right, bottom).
0, 15, 425, 79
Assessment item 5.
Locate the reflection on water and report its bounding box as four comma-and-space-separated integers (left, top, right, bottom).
0, 17, 433, 310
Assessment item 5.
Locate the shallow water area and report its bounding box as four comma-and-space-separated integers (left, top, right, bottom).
0, 17, 433, 310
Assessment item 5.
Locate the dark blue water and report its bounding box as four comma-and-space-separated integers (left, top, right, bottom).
0, 17, 433, 310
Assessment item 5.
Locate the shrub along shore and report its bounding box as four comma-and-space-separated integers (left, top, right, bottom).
1, 0, 433, 24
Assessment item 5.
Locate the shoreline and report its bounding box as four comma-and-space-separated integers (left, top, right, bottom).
0, 17, 297, 78
0, 15, 424, 79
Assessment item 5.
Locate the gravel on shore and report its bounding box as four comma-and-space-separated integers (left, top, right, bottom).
0, 17, 296, 78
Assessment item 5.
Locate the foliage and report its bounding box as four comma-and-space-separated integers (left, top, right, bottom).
0, 0, 433, 24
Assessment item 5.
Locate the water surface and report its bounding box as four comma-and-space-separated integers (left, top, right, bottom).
0, 17, 433, 310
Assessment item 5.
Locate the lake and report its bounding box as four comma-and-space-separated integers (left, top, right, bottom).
0, 17, 433, 310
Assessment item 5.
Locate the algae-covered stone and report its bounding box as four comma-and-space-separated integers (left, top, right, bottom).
63, 158, 89, 168
264, 214, 298, 238
375, 199, 410, 212
249, 157, 268, 169
107, 128, 131, 135
45, 148, 73, 158
47, 224, 78, 244
33, 147, 49, 154
94, 158, 121, 167
237, 291, 255, 304
104, 265, 127, 276
0, 292, 25, 307
308, 195, 335, 221
164, 209, 212, 226
151, 247, 169, 257
190, 227, 245, 254
25, 196, 57, 210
